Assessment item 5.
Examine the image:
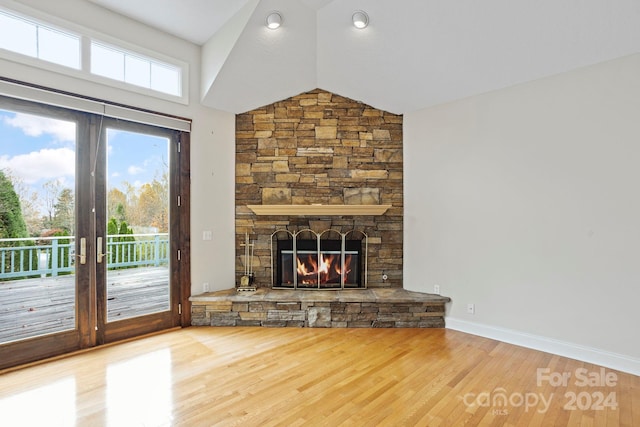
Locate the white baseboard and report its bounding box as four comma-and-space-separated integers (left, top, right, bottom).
446, 317, 640, 376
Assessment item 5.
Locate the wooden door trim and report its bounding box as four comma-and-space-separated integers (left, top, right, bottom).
177, 132, 191, 326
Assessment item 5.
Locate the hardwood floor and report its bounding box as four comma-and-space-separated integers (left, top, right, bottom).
0, 327, 638, 426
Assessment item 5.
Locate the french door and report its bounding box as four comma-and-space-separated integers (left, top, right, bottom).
94, 117, 181, 344
0, 94, 188, 370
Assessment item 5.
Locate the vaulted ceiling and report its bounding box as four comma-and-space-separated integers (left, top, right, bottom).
88, 0, 640, 114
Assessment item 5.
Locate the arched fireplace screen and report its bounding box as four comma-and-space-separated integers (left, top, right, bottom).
270, 229, 368, 289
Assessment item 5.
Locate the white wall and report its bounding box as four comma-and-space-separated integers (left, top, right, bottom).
0, 0, 236, 293
405, 54, 640, 374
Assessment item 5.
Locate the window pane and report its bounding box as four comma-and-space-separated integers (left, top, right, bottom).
38, 27, 80, 69
106, 128, 170, 321
125, 55, 150, 88
91, 42, 124, 81
0, 108, 77, 344
151, 63, 181, 96
0, 12, 37, 57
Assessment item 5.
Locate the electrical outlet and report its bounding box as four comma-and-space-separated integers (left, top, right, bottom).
467, 303, 475, 314
434, 284, 440, 294
202, 230, 212, 240
203, 282, 209, 292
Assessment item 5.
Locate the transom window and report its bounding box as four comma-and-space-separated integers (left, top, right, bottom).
0, 10, 80, 69
91, 41, 181, 97
0, 8, 185, 101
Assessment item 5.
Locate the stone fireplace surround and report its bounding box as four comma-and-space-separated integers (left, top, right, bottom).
235, 88, 404, 289
190, 89, 450, 328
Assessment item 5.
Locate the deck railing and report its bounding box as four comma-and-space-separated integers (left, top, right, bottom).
0, 233, 169, 280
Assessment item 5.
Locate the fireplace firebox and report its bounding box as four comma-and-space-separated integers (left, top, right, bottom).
272, 230, 366, 290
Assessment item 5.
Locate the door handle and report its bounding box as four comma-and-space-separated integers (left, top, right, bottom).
79, 237, 86, 264
97, 236, 105, 263
97, 237, 113, 263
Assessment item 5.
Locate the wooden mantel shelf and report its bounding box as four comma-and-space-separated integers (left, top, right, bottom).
247, 204, 392, 216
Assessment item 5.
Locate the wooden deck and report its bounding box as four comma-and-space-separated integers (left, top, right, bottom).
0, 266, 169, 344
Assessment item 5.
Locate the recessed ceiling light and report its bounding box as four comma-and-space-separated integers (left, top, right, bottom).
266, 12, 282, 30
352, 11, 369, 29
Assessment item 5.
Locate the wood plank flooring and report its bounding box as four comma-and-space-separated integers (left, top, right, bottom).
0, 266, 169, 344
0, 327, 637, 426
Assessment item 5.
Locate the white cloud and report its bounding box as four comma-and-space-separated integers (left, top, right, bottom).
0, 148, 75, 183
2, 112, 75, 143
128, 165, 144, 175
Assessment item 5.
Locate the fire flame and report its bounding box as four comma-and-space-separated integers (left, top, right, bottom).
296, 254, 352, 284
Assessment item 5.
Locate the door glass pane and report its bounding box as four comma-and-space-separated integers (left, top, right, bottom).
0, 108, 76, 344
105, 128, 170, 322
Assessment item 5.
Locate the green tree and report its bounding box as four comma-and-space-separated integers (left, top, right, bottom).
4, 171, 43, 237
107, 188, 127, 224
107, 217, 135, 267
0, 170, 34, 278
52, 188, 74, 233
0, 170, 29, 240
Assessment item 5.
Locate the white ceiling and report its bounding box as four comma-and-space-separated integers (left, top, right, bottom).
88, 0, 640, 114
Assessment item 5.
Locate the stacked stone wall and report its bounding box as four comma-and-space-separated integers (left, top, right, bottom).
236, 89, 403, 288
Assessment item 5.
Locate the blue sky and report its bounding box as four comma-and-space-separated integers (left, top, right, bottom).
0, 108, 168, 213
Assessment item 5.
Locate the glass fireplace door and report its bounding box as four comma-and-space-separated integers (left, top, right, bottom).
276, 237, 362, 290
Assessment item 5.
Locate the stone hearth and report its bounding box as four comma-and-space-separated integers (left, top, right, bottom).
190, 289, 450, 328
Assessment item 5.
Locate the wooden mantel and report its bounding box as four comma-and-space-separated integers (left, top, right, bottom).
247, 204, 392, 216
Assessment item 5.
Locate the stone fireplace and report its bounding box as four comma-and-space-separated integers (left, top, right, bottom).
235, 89, 403, 289
188, 89, 450, 328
